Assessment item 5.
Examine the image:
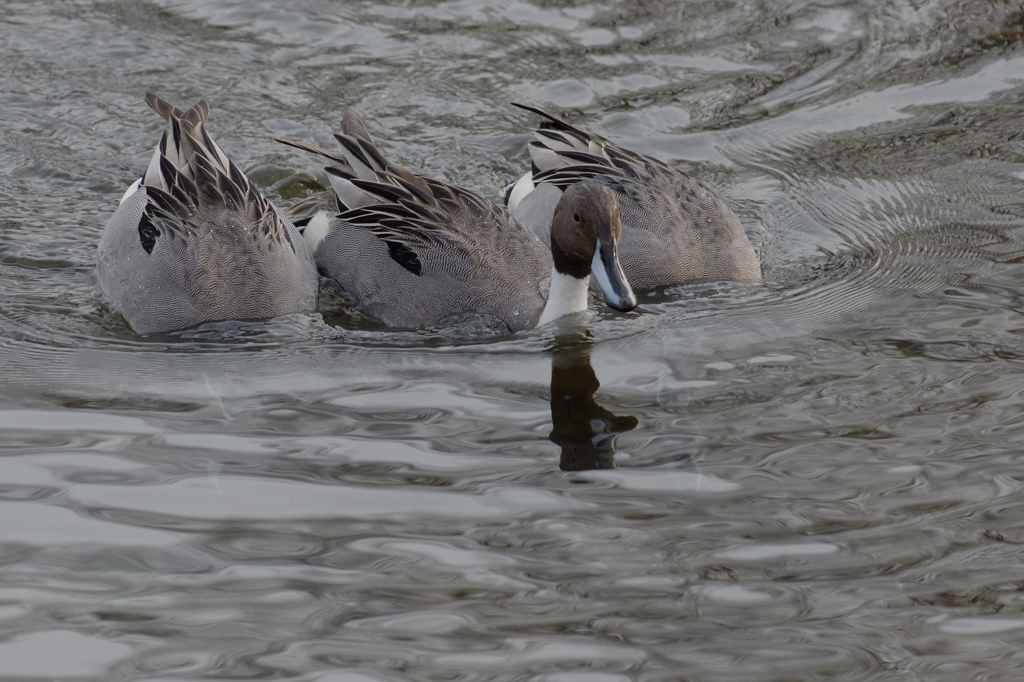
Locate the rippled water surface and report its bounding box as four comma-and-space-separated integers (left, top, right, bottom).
4, 0, 1024, 679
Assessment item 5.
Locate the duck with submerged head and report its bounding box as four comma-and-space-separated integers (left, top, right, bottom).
507, 103, 761, 289
96, 94, 319, 334
278, 109, 636, 333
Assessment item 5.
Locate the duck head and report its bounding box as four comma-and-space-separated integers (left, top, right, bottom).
550, 179, 637, 312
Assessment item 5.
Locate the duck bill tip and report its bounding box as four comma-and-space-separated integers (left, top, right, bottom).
607, 288, 637, 312
591, 244, 637, 313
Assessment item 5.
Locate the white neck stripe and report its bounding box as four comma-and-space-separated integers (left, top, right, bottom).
537, 264, 589, 326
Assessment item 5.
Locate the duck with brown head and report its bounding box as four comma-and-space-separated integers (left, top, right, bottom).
508, 103, 761, 289
278, 109, 636, 333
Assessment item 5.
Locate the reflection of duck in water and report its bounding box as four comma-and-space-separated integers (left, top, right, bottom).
549, 331, 638, 471
278, 109, 637, 332
508, 104, 761, 288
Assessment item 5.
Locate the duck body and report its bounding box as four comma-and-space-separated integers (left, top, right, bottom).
97, 94, 318, 334
508, 104, 761, 289
280, 109, 635, 333
313, 199, 551, 332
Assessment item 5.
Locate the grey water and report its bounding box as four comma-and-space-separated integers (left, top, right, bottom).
3, 0, 1024, 679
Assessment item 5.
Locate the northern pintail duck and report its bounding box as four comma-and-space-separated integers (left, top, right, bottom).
96, 94, 318, 334
278, 109, 636, 333
507, 104, 761, 288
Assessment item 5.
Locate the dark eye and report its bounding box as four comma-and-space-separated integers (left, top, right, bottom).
572, 212, 581, 222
